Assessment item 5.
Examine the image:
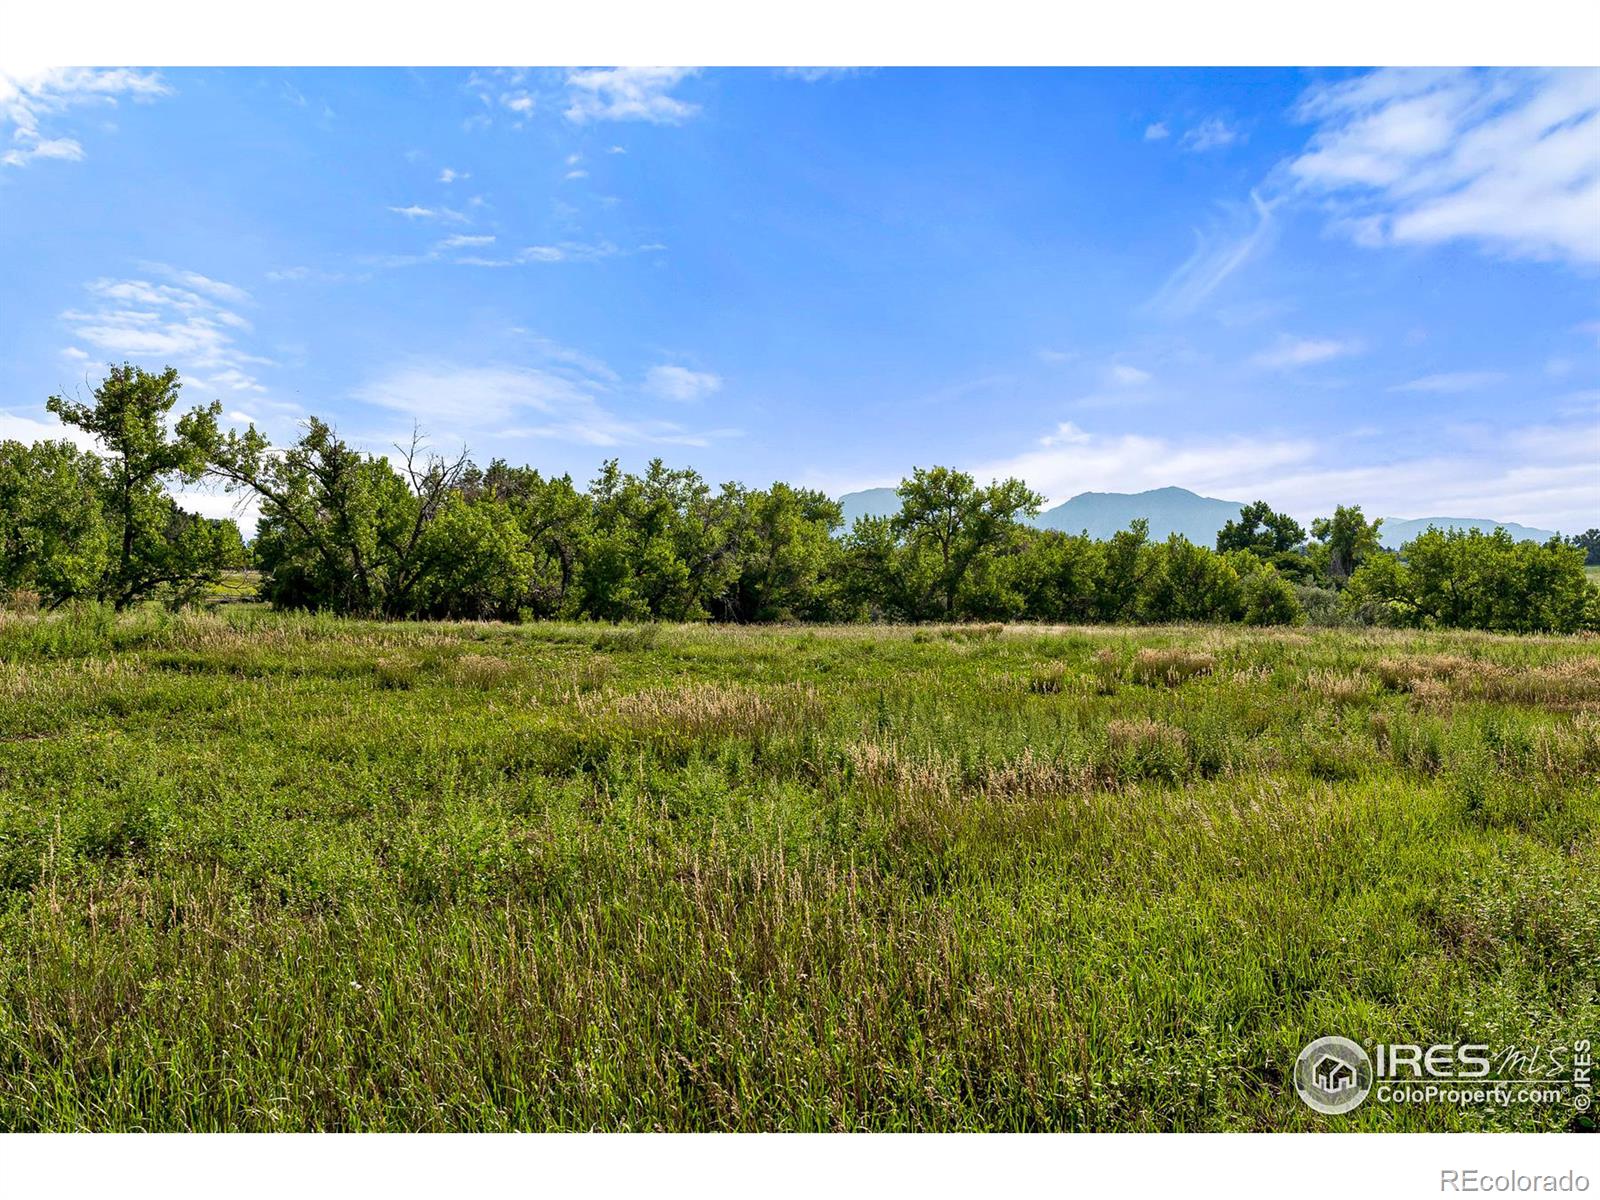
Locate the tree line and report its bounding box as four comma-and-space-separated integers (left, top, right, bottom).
3, 365, 1596, 633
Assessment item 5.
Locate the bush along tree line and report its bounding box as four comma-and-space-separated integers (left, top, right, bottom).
3, 365, 1596, 632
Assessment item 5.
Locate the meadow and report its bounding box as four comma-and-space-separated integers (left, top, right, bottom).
0, 607, 1595, 1131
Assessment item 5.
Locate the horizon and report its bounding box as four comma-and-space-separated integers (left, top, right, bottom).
2, 66, 1597, 534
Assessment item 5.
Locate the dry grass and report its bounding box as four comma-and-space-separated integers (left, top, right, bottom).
1130, 648, 1216, 687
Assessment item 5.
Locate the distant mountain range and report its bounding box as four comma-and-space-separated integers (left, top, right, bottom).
835, 485, 1560, 549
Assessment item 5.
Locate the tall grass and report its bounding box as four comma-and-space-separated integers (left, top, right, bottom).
0, 606, 1595, 1130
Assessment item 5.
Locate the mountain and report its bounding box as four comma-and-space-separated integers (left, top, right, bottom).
836, 487, 902, 527
835, 484, 1560, 549
1377, 516, 1557, 548
1034, 486, 1247, 543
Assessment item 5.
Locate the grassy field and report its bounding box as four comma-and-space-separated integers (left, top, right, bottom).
0, 607, 1595, 1131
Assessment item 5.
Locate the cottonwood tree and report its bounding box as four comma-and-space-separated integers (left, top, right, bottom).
1217, 500, 1306, 558
1310, 505, 1384, 584
46, 364, 237, 608
716, 482, 842, 622
0, 439, 109, 606
205, 417, 468, 616
891, 466, 1042, 618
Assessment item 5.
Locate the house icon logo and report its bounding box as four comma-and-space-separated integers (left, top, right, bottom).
1294, 1036, 1373, 1115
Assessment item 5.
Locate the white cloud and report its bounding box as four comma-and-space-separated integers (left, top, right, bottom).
140, 262, 253, 306
978, 421, 1314, 506
1143, 122, 1169, 141
60, 271, 271, 395
1147, 190, 1277, 317
1108, 363, 1151, 386
169, 483, 262, 536
0, 66, 169, 168
564, 68, 699, 124
564, 169, 588, 181
1251, 335, 1362, 369
60, 345, 88, 360
438, 167, 468, 183
502, 91, 536, 116
1289, 67, 1600, 266
777, 68, 863, 83
645, 364, 723, 403
388, 204, 466, 222
976, 415, 1600, 530
516, 240, 620, 264
1181, 117, 1240, 152
0, 408, 100, 451
3, 135, 83, 166
350, 359, 731, 451
437, 234, 495, 249
1390, 370, 1507, 393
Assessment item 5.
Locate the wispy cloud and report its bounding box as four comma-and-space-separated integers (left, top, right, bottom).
1289, 67, 1600, 267
140, 262, 253, 306
438, 167, 468, 183
1251, 335, 1362, 369
0, 67, 170, 168
1181, 116, 1240, 152
388, 204, 467, 222
1147, 190, 1277, 317
351, 358, 732, 452
564, 68, 699, 124
1143, 122, 1170, 141
777, 68, 864, 83
1107, 363, 1152, 386
645, 364, 723, 403
1390, 370, 1508, 393
60, 271, 272, 396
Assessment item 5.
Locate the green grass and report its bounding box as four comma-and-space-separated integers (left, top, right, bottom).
0, 607, 1595, 1131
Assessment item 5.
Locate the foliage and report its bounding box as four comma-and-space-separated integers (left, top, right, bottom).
1347, 527, 1595, 633
891, 466, 1043, 617
2, 368, 1594, 634
1309, 504, 1384, 584
44, 364, 242, 608
0, 439, 109, 606
1569, 528, 1600, 566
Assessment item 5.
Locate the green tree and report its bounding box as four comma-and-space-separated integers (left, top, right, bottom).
1366, 527, 1594, 633
891, 466, 1042, 618
46, 364, 224, 608
1012, 529, 1105, 623
412, 494, 537, 620
1216, 500, 1305, 558
207, 419, 467, 616
1310, 505, 1384, 584
1569, 529, 1600, 567
1240, 562, 1303, 625
468, 461, 591, 617
1097, 519, 1152, 622
1137, 534, 1244, 622
719, 483, 842, 621
0, 439, 109, 606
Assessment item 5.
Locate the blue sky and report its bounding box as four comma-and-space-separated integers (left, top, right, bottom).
2, 66, 1597, 532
